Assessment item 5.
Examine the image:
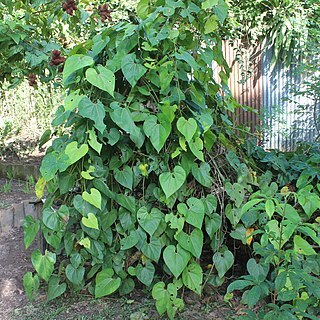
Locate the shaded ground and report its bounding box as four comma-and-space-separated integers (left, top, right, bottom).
0, 228, 247, 320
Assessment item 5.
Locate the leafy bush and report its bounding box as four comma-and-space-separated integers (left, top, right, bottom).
22, 1, 320, 319
224, 143, 320, 319
24, 1, 236, 319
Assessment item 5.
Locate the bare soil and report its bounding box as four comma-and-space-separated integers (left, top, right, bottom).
0, 228, 36, 320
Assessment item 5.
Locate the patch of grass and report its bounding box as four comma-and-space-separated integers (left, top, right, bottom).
0, 199, 10, 208
22, 175, 35, 194
1, 179, 12, 193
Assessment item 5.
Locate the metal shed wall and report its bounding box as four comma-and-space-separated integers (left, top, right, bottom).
222, 40, 262, 134
261, 48, 318, 150
222, 41, 318, 150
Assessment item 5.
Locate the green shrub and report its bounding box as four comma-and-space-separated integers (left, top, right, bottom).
23, 1, 236, 319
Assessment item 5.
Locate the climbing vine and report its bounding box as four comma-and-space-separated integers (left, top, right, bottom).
23, 1, 235, 318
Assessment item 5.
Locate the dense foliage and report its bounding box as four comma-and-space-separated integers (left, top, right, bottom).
227, 0, 320, 67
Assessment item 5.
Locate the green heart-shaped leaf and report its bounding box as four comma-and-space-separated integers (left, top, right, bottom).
65, 141, 89, 166
182, 262, 203, 295
64, 89, 86, 111
47, 275, 66, 302
175, 228, 203, 259
121, 53, 147, 87
137, 207, 163, 235
23, 272, 39, 301
23, 216, 40, 249
120, 230, 140, 250
63, 54, 94, 84
87, 129, 102, 154
65, 264, 85, 285
82, 188, 102, 210
110, 103, 145, 148
188, 137, 204, 161
31, 250, 56, 282
143, 115, 171, 152
40, 151, 69, 181
159, 166, 186, 199
163, 244, 190, 278
136, 262, 155, 287
95, 268, 121, 298
185, 197, 205, 229
78, 97, 106, 134
141, 236, 162, 263
213, 249, 234, 278
191, 163, 213, 188
177, 117, 197, 143
114, 165, 134, 190
85, 65, 115, 97
82, 213, 99, 230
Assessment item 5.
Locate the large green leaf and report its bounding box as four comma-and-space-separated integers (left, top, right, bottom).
189, 137, 204, 161
177, 197, 205, 229
143, 115, 171, 152
46, 275, 66, 302
63, 54, 94, 84
110, 103, 144, 148
174, 50, 199, 70
191, 163, 213, 188
114, 165, 133, 190
213, 249, 234, 278
205, 213, 222, 239
120, 230, 140, 250
204, 14, 218, 34
64, 141, 89, 166
65, 264, 85, 285
137, 0, 150, 19
163, 245, 190, 278
177, 117, 197, 143
141, 236, 162, 262
175, 228, 203, 259
82, 213, 99, 230
40, 151, 69, 181
159, 166, 186, 199
23, 272, 39, 301
64, 89, 86, 111
78, 97, 106, 134
137, 207, 163, 235
85, 65, 115, 97
121, 53, 147, 87
42, 207, 60, 231
23, 215, 40, 249
95, 268, 121, 298
136, 262, 155, 286
214, 0, 229, 23
182, 262, 203, 295
31, 250, 56, 282
82, 188, 102, 210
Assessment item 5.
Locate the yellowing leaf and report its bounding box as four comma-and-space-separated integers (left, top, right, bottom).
139, 163, 148, 177
79, 237, 91, 249
35, 177, 46, 199
246, 228, 254, 245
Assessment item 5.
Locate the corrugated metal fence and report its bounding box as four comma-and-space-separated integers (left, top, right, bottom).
223, 41, 318, 151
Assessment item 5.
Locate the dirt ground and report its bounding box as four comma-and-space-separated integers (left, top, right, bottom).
0, 228, 35, 320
